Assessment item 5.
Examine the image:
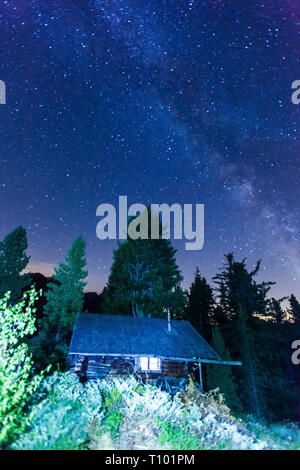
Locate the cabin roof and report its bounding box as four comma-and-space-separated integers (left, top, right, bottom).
68, 313, 220, 361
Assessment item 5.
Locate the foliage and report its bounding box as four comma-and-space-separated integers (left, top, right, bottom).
289, 294, 300, 323
244, 418, 300, 450
206, 326, 241, 411
0, 226, 30, 303
99, 377, 185, 424
10, 374, 300, 450
212, 253, 297, 420
213, 253, 274, 322
11, 372, 103, 450
185, 267, 214, 340
37, 237, 88, 367
267, 297, 288, 324
158, 420, 198, 450
103, 387, 123, 409
0, 288, 46, 447
102, 411, 124, 439
102, 209, 186, 318
100, 387, 124, 438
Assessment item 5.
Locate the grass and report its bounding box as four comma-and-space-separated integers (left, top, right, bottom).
9, 372, 300, 450
158, 420, 199, 450
102, 410, 125, 439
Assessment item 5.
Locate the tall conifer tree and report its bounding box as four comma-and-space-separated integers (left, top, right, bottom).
289, 294, 300, 323
185, 267, 214, 340
38, 237, 87, 366
102, 210, 186, 318
213, 253, 297, 419
206, 326, 241, 411
0, 226, 30, 302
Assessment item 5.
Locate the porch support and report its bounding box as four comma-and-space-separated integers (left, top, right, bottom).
198, 362, 203, 390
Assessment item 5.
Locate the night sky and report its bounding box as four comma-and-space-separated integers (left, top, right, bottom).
0, 0, 299, 298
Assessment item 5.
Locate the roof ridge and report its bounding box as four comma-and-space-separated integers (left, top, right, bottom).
78, 312, 188, 323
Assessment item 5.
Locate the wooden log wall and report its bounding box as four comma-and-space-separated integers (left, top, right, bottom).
71, 354, 190, 383
70, 355, 190, 392
162, 360, 187, 377
86, 356, 135, 380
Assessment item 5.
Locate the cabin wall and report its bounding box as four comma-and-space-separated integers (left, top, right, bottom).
70, 354, 190, 392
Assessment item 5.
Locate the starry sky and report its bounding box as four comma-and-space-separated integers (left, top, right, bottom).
0, 0, 299, 298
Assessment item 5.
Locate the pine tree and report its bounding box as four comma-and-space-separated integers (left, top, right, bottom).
213, 254, 274, 417
289, 294, 300, 323
267, 297, 287, 325
213, 305, 227, 327
213, 253, 273, 323
185, 267, 214, 340
38, 237, 87, 367
0, 226, 30, 302
252, 316, 298, 421
206, 326, 241, 411
102, 211, 186, 318
212, 254, 298, 419
236, 303, 262, 417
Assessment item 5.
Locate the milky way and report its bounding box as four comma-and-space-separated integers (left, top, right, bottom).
0, 0, 299, 297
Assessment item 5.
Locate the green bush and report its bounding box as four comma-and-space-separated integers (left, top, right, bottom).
10, 375, 300, 450
102, 411, 124, 439
158, 420, 198, 450
11, 372, 103, 450
0, 288, 47, 447
103, 387, 123, 410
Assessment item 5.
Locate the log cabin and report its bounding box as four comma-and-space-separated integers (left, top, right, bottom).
68, 312, 241, 392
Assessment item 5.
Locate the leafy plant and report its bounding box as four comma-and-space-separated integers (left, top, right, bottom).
0, 288, 47, 447
102, 411, 124, 439
103, 387, 122, 410
11, 372, 104, 450
158, 420, 198, 450
10, 375, 300, 450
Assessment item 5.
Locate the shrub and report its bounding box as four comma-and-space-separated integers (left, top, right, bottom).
11, 372, 104, 450
158, 420, 198, 450
11, 375, 300, 450
99, 377, 184, 425
0, 288, 47, 447
102, 411, 124, 439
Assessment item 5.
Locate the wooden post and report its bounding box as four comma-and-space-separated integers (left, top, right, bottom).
198, 362, 203, 390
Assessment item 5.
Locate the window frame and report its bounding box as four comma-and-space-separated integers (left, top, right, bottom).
138, 356, 161, 372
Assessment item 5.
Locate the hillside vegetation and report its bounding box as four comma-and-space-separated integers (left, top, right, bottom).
10, 373, 300, 450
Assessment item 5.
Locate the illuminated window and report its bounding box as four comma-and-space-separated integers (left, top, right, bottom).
139, 357, 161, 371
140, 357, 149, 371
149, 357, 160, 371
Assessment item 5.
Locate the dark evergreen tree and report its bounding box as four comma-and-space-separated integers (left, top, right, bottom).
236, 303, 262, 417
213, 253, 273, 323
288, 294, 300, 323
206, 326, 241, 411
185, 267, 214, 340
37, 237, 87, 367
0, 226, 30, 302
267, 297, 288, 325
213, 304, 227, 327
213, 253, 273, 365
102, 211, 186, 318
253, 316, 298, 421
213, 253, 297, 420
